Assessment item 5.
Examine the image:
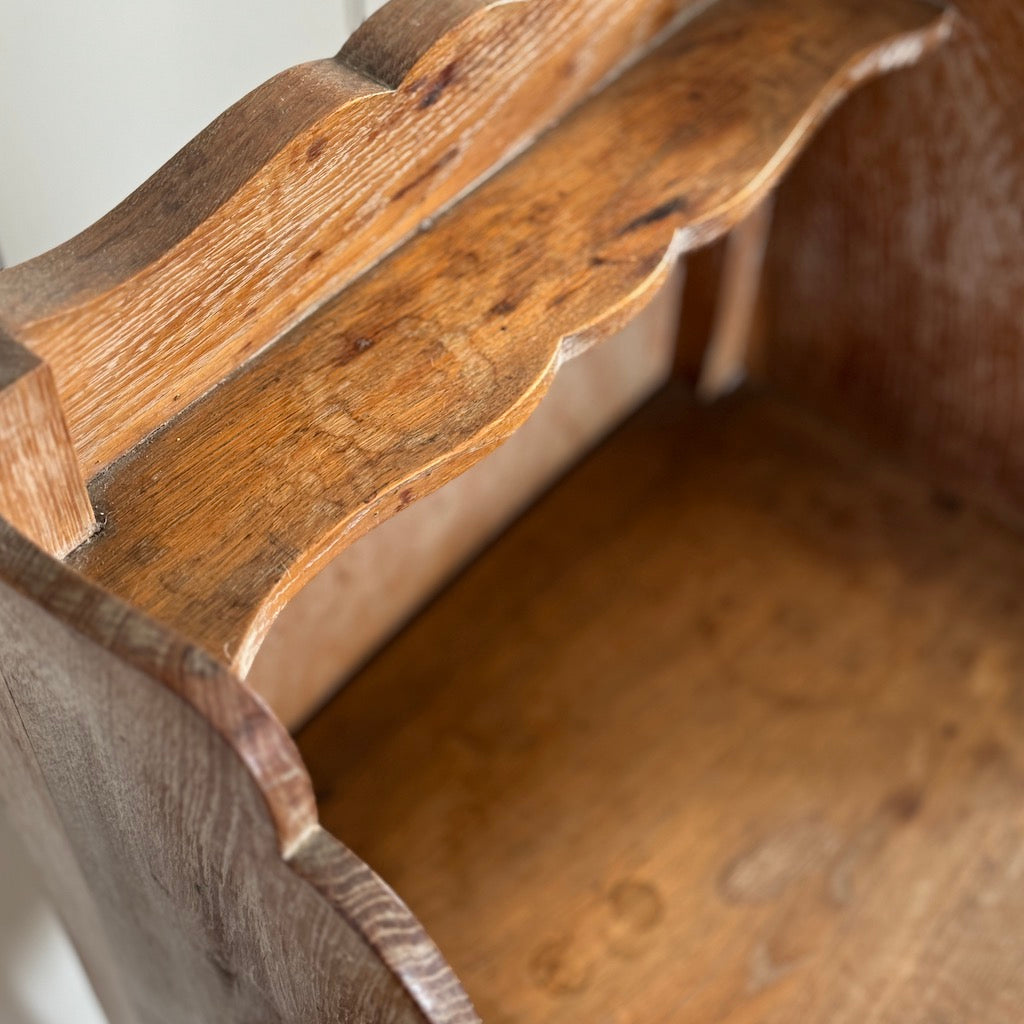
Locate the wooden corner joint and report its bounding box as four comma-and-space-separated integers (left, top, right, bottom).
0, 334, 94, 557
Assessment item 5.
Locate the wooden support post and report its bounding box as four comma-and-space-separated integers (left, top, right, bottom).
0, 333, 94, 556
695, 196, 775, 401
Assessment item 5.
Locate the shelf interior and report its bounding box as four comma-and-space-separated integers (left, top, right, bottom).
298, 383, 1024, 1023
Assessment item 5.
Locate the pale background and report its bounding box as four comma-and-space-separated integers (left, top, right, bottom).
0, 0, 387, 1019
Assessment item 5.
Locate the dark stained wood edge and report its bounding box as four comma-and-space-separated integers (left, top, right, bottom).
0, 518, 478, 1023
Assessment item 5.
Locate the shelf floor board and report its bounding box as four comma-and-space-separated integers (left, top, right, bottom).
299, 384, 1024, 1023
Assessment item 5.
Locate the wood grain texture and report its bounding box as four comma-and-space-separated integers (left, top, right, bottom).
0, 0, 707, 475
68, 0, 951, 686
763, 0, 1024, 523
249, 271, 681, 729
0, 522, 476, 1024
301, 383, 1024, 1024
0, 333, 93, 556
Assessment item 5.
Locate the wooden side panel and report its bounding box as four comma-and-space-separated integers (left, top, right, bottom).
763, 6, 1024, 521
0, 524, 477, 1024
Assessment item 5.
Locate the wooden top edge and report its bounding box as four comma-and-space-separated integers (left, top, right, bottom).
0, 59, 374, 322
67, 0, 952, 684
0, 0, 513, 315
339, 0, 494, 88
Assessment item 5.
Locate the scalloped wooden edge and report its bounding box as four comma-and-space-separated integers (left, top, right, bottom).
0, 4, 955, 1020
0, 0, 704, 479
0, 516, 478, 1024
68, 0, 956, 684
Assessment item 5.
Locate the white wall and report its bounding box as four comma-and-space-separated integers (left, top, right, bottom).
0, 0, 392, 265
0, 1, 391, 1020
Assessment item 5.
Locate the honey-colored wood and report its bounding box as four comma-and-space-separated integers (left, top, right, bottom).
67, 0, 952, 693
0, 333, 93, 555
0, 0, 706, 477
301, 383, 1024, 1023
763, 0, 1024, 522
250, 271, 682, 730
0, 2, 966, 1021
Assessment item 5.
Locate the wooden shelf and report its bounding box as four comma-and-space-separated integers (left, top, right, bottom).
64, 0, 950, 686
299, 384, 1024, 1023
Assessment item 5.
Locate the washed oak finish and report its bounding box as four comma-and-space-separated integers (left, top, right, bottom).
0, 1, 974, 1023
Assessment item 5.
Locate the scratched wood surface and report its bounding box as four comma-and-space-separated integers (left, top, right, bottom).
301, 383, 1024, 1024
0, 0, 704, 476
763, 0, 1024, 525
68, 0, 951, 689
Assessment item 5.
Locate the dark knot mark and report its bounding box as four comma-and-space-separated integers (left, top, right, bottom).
618, 195, 689, 235
419, 61, 459, 109
488, 296, 521, 318
392, 147, 460, 202
306, 135, 328, 163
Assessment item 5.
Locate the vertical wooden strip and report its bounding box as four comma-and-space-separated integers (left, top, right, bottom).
0, 335, 94, 556
674, 238, 727, 385
696, 196, 775, 400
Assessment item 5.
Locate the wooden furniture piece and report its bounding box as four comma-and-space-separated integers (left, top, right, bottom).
5, 0, 1024, 1020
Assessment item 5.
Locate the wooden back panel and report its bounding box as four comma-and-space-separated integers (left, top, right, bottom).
0, 0, 701, 478
67, 0, 951, 684
763, 1, 1024, 523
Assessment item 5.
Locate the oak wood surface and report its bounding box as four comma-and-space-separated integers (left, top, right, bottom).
763, 0, 1024, 523
301, 383, 1024, 1024
0, 333, 93, 555
0, 0, 704, 476
67, 0, 951, 693
0, 519, 477, 1024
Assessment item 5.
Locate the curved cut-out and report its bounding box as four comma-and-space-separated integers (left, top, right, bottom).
0, 0, 704, 475
69, 0, 953, 684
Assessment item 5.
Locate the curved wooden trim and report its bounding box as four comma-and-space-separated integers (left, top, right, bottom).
68, 0, 954, 686
0, 0, 705, 475
0, 517, 477, 1023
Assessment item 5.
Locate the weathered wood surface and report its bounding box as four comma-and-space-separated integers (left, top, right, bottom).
302, 383, 1024, 1023
0, 0, 706, 476
764, 0, 1024, 524
0, 519, 477, 1024
68, 0, 952, 689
